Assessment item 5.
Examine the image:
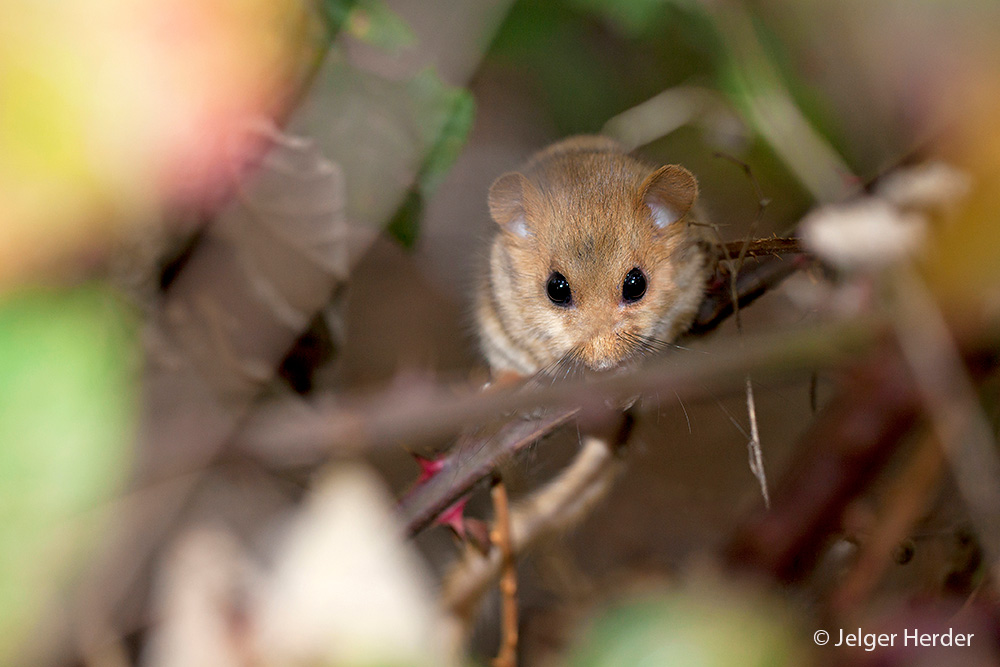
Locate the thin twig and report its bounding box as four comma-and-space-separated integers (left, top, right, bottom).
712, 152, 771, 273
491, 478, 518, 667
688, 250, 811, 336
443, 424, 630, 640
716, 152, 773, 509
720, 238, 802, 259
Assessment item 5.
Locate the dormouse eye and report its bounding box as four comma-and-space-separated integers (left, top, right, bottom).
622, 268, 647, 303
546, 272, 572, 306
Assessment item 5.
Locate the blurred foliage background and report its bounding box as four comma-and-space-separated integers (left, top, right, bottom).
3, 0, 1000, 665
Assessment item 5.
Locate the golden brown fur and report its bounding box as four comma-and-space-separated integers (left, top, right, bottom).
476, 136, 712, 377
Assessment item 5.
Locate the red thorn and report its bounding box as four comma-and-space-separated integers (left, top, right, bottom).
412, 452, 446, 484
437, 498, 469, 539
410, 453, 478, 542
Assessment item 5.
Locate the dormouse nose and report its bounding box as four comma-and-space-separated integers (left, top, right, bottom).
578, 322, 625, 370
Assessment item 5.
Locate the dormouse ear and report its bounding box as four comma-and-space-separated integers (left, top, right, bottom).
639, 165, 698, 229
488, 172, 532, 239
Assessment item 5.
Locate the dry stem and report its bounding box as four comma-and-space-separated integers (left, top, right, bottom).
491, 479, 518, 667
442, 434, 626, 645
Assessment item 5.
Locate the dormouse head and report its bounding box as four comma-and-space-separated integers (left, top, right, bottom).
486, 148, 706, 374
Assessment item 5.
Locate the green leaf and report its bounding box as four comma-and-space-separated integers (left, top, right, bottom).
317, 0, 360, 38
386, 187, 423, 249
488, 1, 717, 135
345, 0, 417, 53
292, 52, 475, 248
566, 0, 703, 37
0, 285, 137, 663
415, 81, 475, 197
383, 72, 474, 249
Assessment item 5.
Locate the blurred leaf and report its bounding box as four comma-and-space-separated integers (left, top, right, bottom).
416, 81, 475, 197
744, 13, 851, 173
568, 589, 803, 667
489, 0, 716, 135
292, 55, 475, 233
345, 0, 417, 53
385, 75, 474, 249
0, 285, 136, 663
386, 187, 423, 249
566, 0, 703, 37
0, 0, 324, 287
257, 464, 444, 665
915, 73, 1000, 309
317, 0, 361, 37
143, 528, 252, 667
710, 6, 852, 202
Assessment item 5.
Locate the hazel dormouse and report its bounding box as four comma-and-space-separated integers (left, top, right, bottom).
476, 135, 712, 378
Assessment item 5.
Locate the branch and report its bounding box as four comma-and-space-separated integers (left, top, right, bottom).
234, 238, 822, 540
400, 408, 579, 536
244, 240, 821, 463
688, 238, 811, 336
443, 413, 633, 633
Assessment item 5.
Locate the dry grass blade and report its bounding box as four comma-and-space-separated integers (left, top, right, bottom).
725, 345, 922, 582
745, 375, 770, 509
